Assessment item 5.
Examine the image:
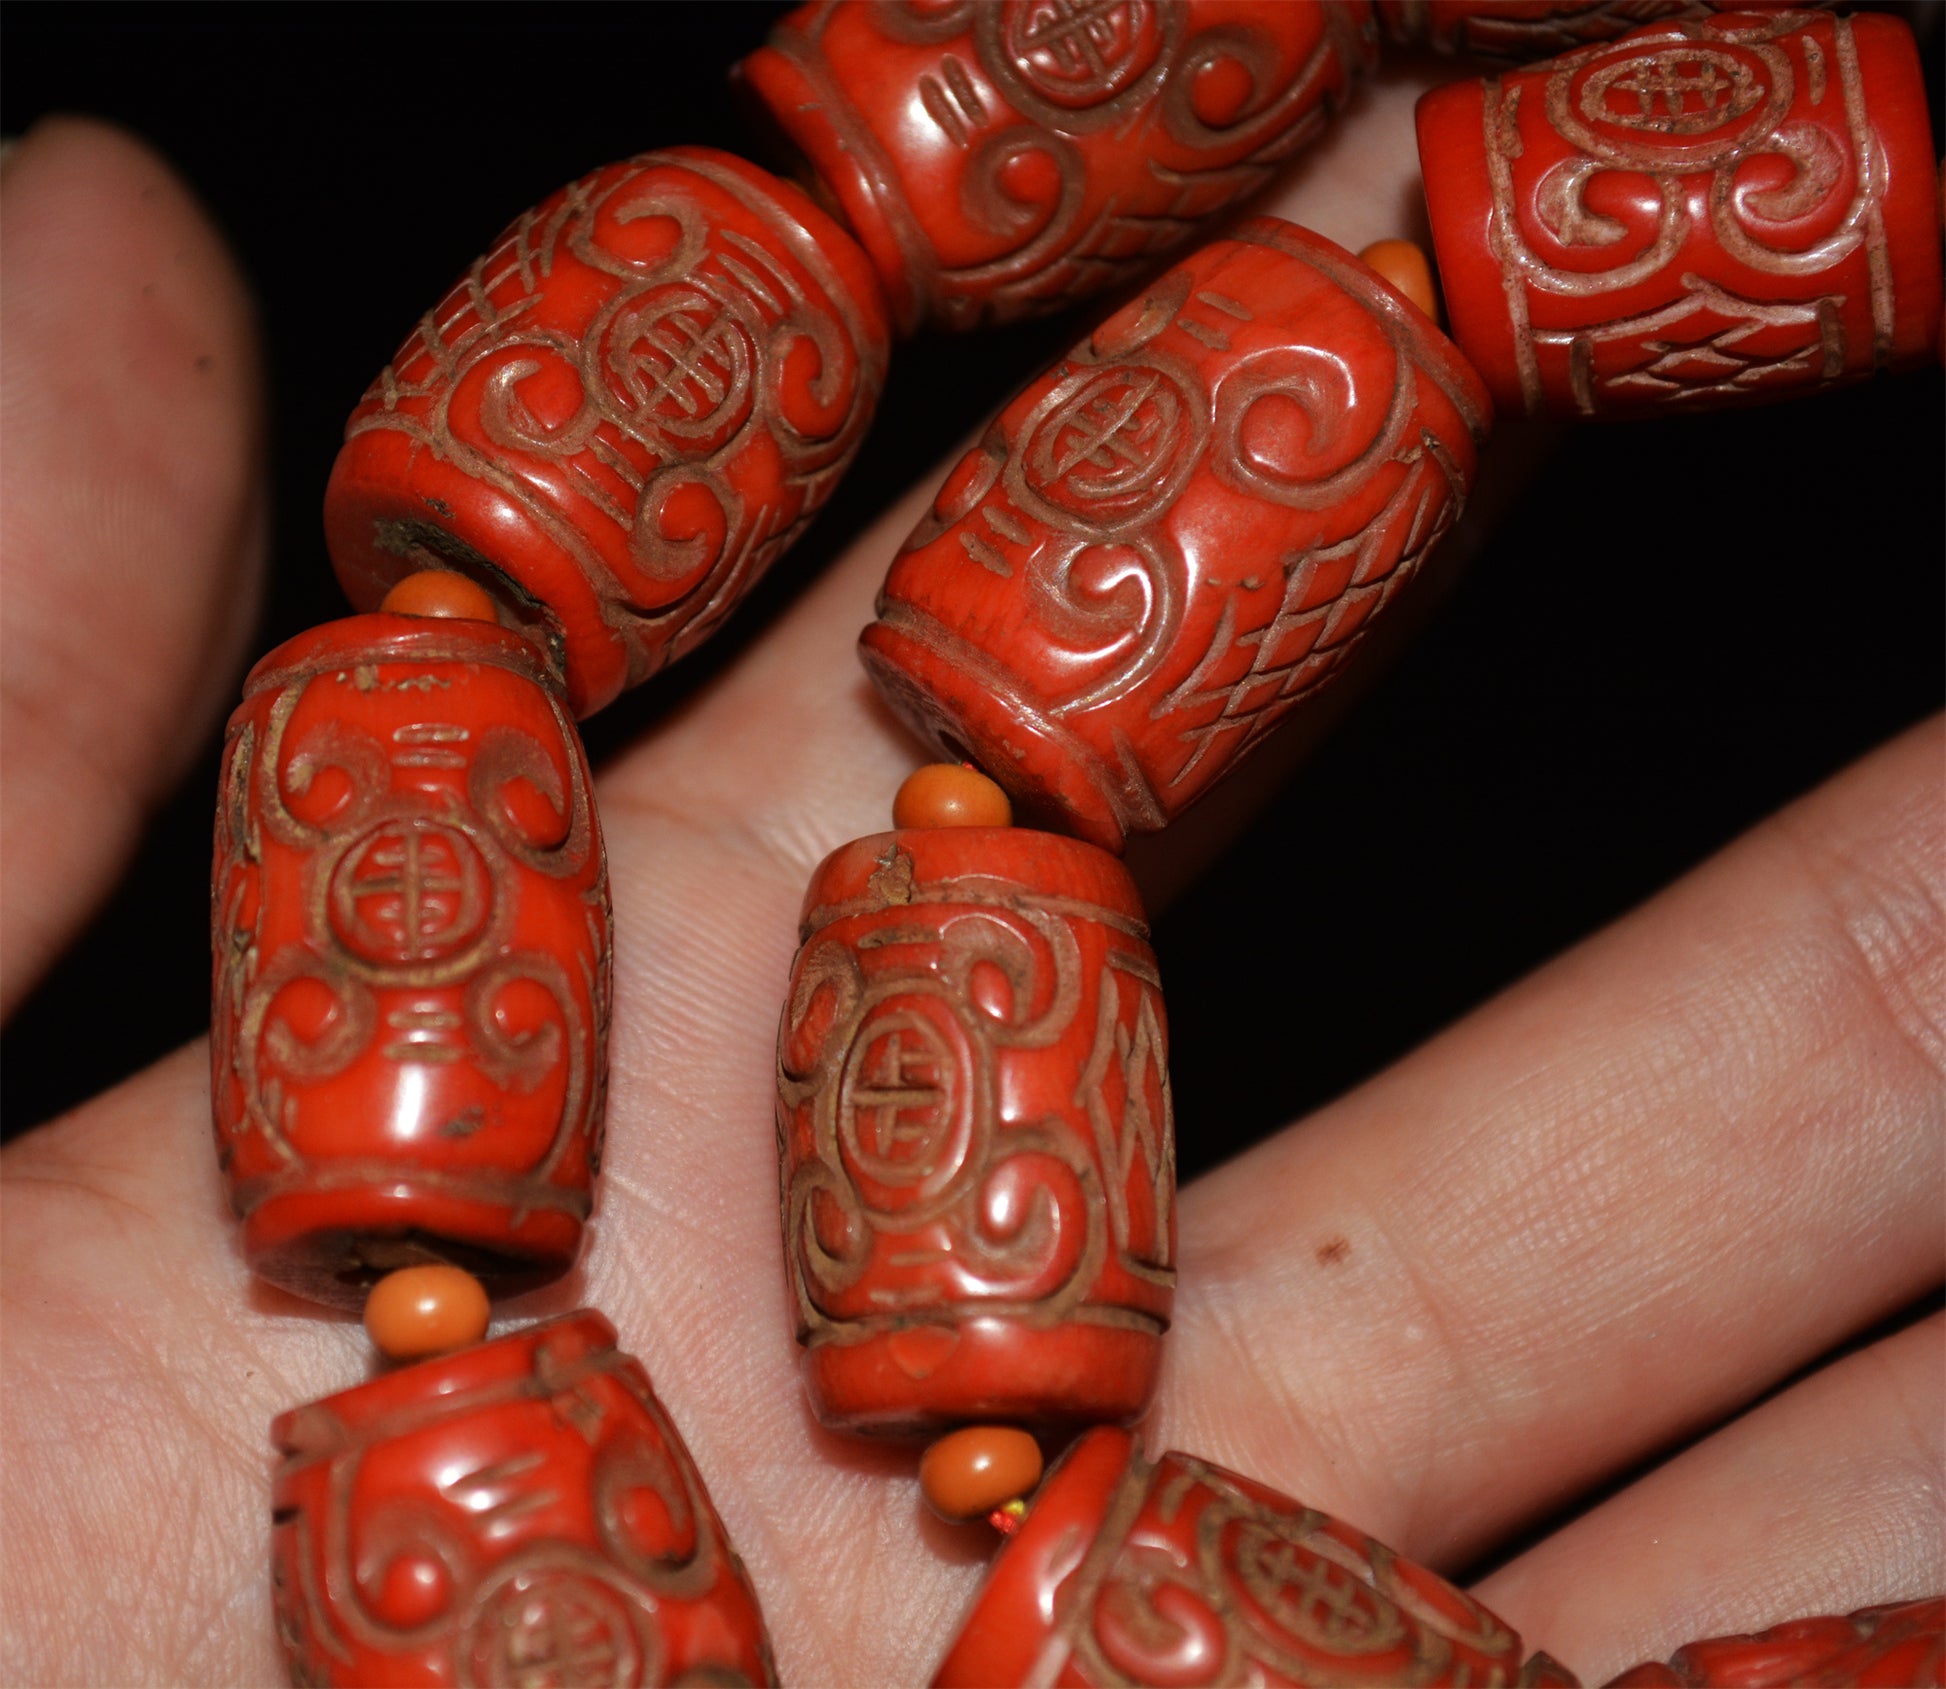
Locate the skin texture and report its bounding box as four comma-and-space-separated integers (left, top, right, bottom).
1, 74, 1941, 1689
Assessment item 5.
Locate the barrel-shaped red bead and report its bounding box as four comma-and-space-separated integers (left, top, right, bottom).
777, 827, 1174, 1435
1375, 0, 1827, 60
738, 1, 1376, 334
1605, 1598, 1944, 1687
860, 217, 1490, 851
932, 1427, 1527, 1687
326, 146, 891, 718
1416, 10, 1943, 419
211, 615, 608, 1306
272, 1311, 775, 1687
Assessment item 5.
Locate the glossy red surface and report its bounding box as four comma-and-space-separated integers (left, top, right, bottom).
738, 0, 1376, 334
932, 1427, 1526, 1687
271, 1311, 775, 1688
776, 827, 1173, 1434
1605, 1598, 1945, 1687
1416, 11, 1944, 419
860, 217, 1491, 852
325, 146, 891, 718
210, 615, 609, 1306
1375, 1, 1825, 60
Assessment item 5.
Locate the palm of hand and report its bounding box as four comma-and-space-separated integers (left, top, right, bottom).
2, 73, 1940, 1689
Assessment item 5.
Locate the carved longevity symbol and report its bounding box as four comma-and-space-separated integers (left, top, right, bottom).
468, 1570, 637, 1689
272, 1315, 776, 1684
1241, 1526, 1402, 1655
1584, 47, 1760, 135
328, 148, 890, 716
841, 1013, 954, 1179
743, 0, 1374, 332
608, 289, 755, 436
1005, 0, 1160, 108
328, 820, 491, 966
1022, 363, 1198, 529
777, 833, 1175, 1431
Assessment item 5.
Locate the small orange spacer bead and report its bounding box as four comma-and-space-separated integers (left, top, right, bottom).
362, 1264, 491, 1361
893, 763, 1013, 830
379, 569, 502, 624
1358, 238, 1441, 328
920, 1425, 1043, 1523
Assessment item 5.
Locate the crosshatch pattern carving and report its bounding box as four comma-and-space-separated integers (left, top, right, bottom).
1418, 10, 1944, 418
861, 220, 1490, 852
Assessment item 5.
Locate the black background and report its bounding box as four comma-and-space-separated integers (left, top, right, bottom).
3, 2, 1941, 1189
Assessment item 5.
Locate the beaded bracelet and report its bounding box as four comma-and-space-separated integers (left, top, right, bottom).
174, 4, 1946, 1685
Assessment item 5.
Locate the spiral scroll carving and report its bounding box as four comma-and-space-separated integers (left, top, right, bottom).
271, 1313, 776, 1688
777, 831, 1174, 1430
743, 0, 1377, 331
329, 147, 890, 716
863, 220, 1490, 851
1427, 10, 1940, 417
210, 619, 611, 1300
1045, 1444, 1524, 1687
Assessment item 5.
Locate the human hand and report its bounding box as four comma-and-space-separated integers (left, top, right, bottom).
2, 43, 1939, 1689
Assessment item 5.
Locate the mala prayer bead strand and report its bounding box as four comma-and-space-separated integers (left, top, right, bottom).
192, 3, 1942, 1683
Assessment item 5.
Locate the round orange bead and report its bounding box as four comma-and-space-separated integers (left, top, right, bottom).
362, 1265, 491, 1361
378, 569, 501, 624
892, 764, 1013, 830
920, 1425, 1043, 1523
1358, 238, 1441, 327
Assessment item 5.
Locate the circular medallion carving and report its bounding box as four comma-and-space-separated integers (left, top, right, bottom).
1002, 0, 1162, 112
463, 1564, 645, 1689
327, 819, 492, 967
1014, 360, 1205, 538
975, 0, 1182, 134
1549, 39, 1794, 172
836, 997, 978, 1211
600, 288, 756, 445
1230, 1518, 1406, 1658
1581, 47, 1763, 138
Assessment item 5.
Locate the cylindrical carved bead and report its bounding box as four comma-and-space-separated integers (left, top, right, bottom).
776, 827, 1174, 1435
324, 146, 892, 718
859, 217, 1491, 852
1375, 1, 1826, 61
271, 1311, 776, 1688
1416, 11, 1945, 420
210, 615, 609, 1306
738, 0, 1377, 334
932, 1427, 1526, 1687
1605, 1597, 1945, 1688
